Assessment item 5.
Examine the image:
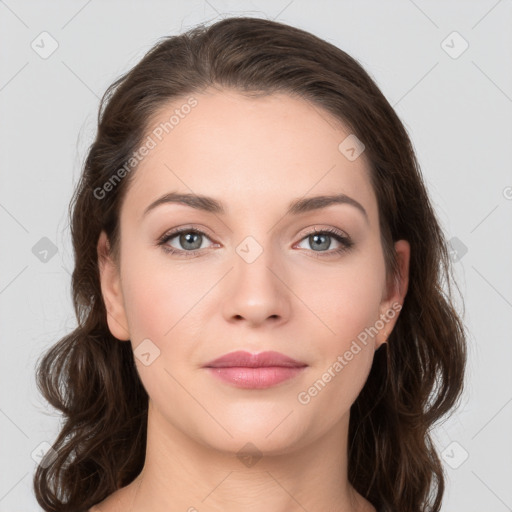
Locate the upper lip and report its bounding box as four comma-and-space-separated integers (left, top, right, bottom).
203, 350, 307, 368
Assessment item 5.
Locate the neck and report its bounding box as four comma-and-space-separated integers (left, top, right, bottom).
126, 400, 374, 512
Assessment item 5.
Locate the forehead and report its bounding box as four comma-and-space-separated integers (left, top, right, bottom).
123, 89, 377, 224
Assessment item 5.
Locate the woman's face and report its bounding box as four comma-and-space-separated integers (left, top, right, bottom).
99, 89, 409, 455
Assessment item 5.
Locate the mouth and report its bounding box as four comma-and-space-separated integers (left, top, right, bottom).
203, 350, 308, 389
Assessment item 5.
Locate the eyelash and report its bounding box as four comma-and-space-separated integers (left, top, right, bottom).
156, 226, 354, 259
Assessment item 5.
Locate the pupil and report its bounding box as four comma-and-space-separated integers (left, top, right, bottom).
182, 232, 201, 249
311, 234, 329, 251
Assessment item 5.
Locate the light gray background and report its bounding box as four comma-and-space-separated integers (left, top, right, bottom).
1, 1, 511, 510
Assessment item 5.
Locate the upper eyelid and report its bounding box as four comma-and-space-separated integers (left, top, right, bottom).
160, 225, 216, 242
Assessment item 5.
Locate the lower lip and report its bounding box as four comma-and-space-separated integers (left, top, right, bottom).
205, 366, 306, 389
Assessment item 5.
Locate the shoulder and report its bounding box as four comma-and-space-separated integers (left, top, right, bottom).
87, 485, 133, 512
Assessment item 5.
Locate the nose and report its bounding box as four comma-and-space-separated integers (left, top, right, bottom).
221, 241, 292, 327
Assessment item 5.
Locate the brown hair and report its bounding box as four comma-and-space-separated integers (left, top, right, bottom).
33, 16, 467, 512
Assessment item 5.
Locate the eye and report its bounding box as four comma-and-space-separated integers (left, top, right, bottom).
295, 227, 354, 258
157, 225, 354, 259
157, 227, 216, 258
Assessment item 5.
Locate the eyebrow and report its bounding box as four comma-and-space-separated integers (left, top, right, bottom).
142, 192, 369, 223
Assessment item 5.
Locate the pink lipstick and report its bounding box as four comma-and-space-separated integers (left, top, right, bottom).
203, 350, 307, 389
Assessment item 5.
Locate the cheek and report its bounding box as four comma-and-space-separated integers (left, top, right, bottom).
295, 263, 383, 421
120, 248, 212, 342
118, 251, 208, 405
300, 255, 386, 347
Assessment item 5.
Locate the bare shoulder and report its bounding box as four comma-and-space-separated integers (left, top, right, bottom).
89, 504, 110, 512
87, 487, 131, 512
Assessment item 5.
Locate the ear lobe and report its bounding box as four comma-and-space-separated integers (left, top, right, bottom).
97, 230, 130, 341
376, 239, 410, 349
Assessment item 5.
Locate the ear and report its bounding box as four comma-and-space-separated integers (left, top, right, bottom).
375, 239, 410, 349
97, 230, 130, 341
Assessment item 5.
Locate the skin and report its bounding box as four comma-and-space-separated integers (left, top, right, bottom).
92, 89, 410, 512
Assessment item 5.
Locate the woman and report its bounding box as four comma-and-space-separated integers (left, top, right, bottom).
33, 16, 467, 512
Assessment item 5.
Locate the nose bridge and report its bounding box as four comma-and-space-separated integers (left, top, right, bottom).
222, 230, 290, 324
